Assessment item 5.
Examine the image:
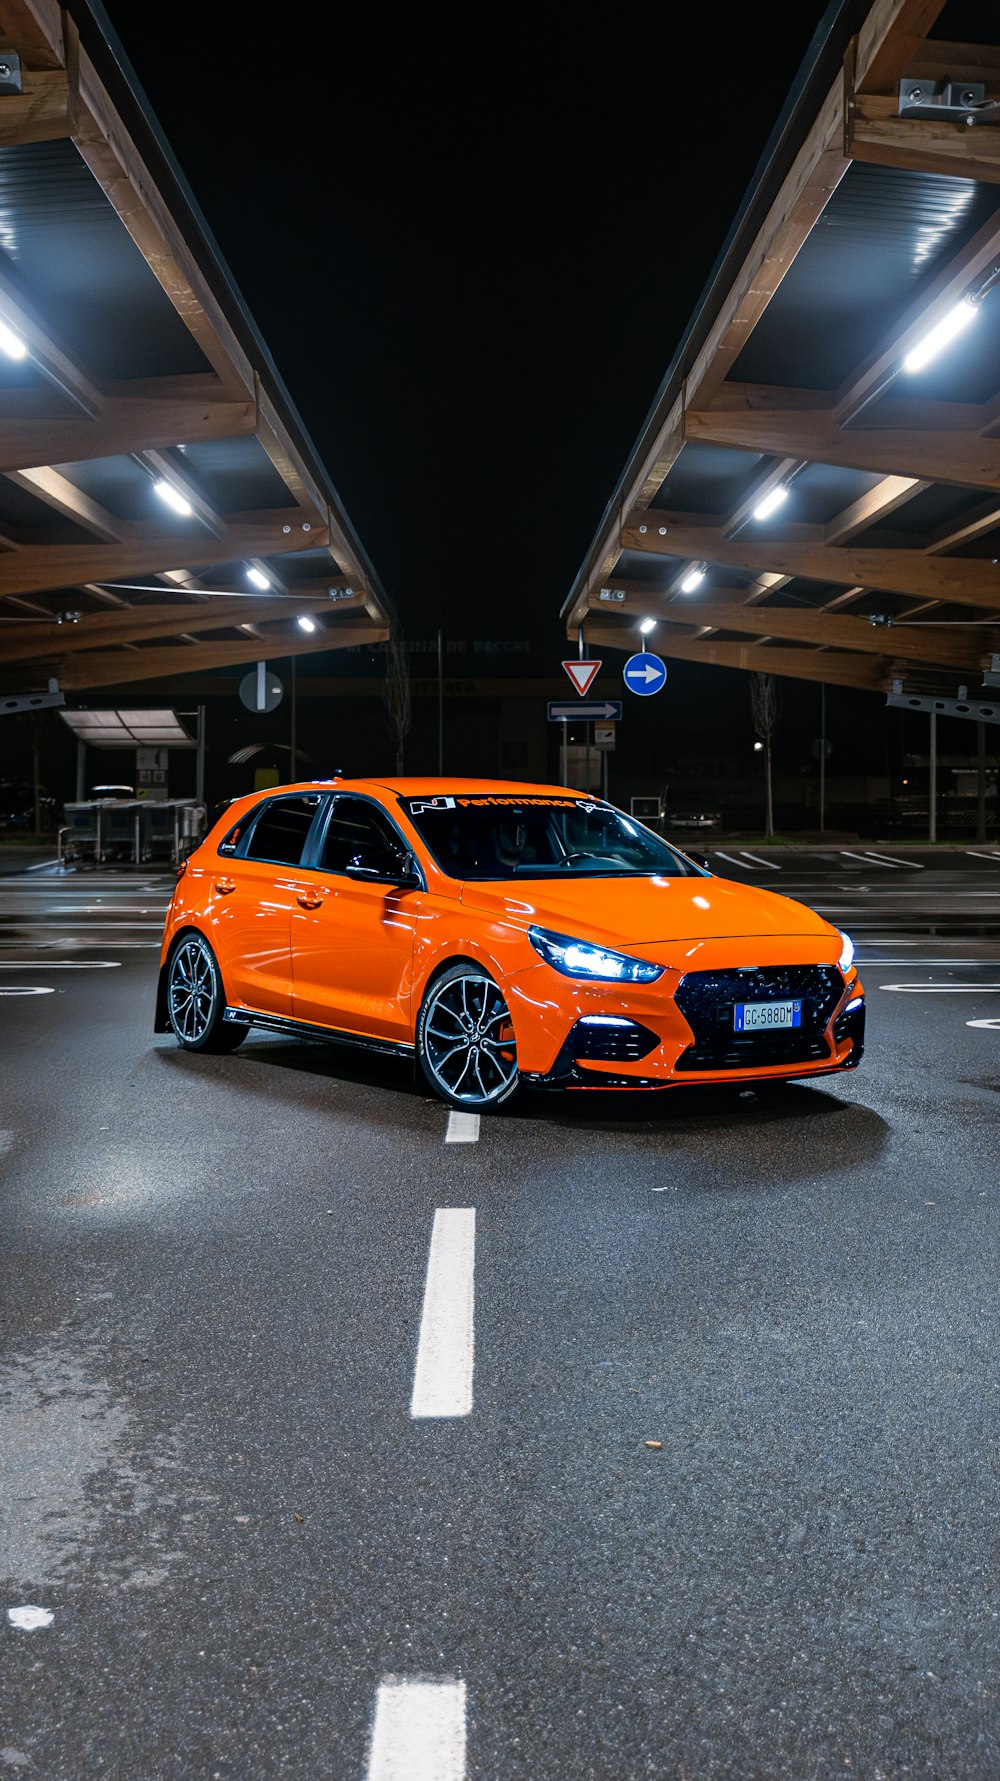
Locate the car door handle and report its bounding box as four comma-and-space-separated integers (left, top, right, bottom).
216, 879, 236, 895
297, 893, 324, 910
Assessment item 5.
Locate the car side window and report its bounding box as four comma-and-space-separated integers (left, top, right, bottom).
243, 795, 322, 866
321, 797, 405, 875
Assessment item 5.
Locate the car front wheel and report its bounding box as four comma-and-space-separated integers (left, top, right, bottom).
166, 934, 247, 1053
416, 965, 520, 1110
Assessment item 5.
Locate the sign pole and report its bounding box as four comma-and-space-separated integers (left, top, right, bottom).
819, 683, 826, 835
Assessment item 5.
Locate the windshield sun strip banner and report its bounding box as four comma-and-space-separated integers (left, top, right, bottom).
404, 795, 612, 813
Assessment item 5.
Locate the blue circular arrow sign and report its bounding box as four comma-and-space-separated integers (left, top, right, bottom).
623, 652, 667, 696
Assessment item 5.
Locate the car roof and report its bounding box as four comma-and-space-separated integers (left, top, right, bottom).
256, 777, 591, 800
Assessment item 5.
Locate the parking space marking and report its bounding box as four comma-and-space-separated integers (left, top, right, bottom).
738, 850, 780, 869
863, 850, 924, 868
410, 1209, 475, 1419
968, 1017, 1000, 1028
713, 851, 753, 871
0, 987, 54, 996
445, 1111, 480, 1143
366, 1678, 466, 1781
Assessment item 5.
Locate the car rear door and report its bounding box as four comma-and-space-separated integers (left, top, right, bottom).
290, 794, 418, 1043
210, 793, 325, 1017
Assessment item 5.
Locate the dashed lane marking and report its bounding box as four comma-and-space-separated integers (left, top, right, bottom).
366, 1678, 466, 1781
410, 1209, 475, 1419
445, 1110, 480, 1143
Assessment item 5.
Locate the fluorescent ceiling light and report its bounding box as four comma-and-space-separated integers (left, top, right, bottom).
902, 296, 979, 373
752, 486, 789, 522
246, 567, 271, 590
0, 318, 27, 360
153, 479, 194, 517
297, 615, 317, 633
679, 565, 705, 594
639, 617, 657, 635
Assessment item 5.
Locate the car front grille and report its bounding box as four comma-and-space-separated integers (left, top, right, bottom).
673, 965, 842, 1073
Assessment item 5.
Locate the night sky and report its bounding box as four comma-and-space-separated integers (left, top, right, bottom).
96, 0, 837, 649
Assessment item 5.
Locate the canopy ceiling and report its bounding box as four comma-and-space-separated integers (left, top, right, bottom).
0, 0, 389, 699
564, 0, 1000, 703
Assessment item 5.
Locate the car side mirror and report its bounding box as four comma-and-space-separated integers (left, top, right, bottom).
687, 851, 711, 871
345, 848, 420, 888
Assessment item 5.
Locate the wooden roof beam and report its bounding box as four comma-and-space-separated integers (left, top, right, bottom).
0, 382, 257, 476
620, 508, 1000, 611
585, 584, 993, 670
0, 510, 329, 599
5, 467, 124, 541
0, 593, 344, 662
584, 618, 890, 691
685, 394, 1000, 491
45, 621, 390, 691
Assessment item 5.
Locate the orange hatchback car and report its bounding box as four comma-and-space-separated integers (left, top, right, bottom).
156, 778, 865, 1110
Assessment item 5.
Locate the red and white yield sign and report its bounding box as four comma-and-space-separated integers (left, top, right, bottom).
562, 659, 602, 696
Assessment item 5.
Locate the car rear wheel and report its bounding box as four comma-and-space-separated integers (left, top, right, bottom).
166, 934, 247, 1053
416, 965, 520, 1110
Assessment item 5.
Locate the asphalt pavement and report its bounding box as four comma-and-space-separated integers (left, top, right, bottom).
1, 853, 998, 1779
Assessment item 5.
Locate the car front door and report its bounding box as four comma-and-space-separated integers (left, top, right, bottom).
290, 795, 419, 1044
209, 792, 325, 1016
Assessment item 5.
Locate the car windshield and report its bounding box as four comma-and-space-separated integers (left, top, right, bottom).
400, 793, 705, 880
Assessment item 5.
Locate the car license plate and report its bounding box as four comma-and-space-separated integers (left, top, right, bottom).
733, 999, 802, 1032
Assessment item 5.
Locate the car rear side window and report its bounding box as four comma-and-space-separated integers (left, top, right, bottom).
243, 795, 321, 866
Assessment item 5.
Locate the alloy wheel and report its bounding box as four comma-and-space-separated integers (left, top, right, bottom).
420, 971, 518, 1106
168, 937, 217, 1044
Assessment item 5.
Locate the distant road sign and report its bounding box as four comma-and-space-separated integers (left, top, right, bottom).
562, 659, 602, 696
548, 700, 622, 722
594, 725, 616, 751
624, 652, 667, 696
239, 664, 283, 713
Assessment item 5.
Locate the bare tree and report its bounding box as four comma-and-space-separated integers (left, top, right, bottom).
749, 671, 781, 838
383, 622, 412, 774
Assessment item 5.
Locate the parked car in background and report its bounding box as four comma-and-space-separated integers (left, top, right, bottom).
0, 780, 55, 830
88, 784, 136, 800
666, 808, 721, 831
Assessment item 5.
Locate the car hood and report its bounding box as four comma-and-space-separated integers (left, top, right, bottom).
459, 874, 836, 949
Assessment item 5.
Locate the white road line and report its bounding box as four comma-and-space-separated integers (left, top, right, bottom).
965, 851, 1000, 862
0, 987, 54, 995
714, 851, 752, 870
841, 850, 896, 868
366, 1678, 466, 1781
410, 1209, 475, 1419
878, 982, 1000, 992
445, 1110, 480, 1143
0, 960, 121, 969
866, 959, 1000, 966
863, 850, 924, 869
738, 850, 780, 869
968, 1018, 1000, 1029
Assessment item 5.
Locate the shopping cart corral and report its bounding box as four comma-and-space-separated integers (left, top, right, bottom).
58, 799, 206, 865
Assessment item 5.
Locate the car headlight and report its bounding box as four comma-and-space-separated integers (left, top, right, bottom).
838, 930, 855, 974
528, 925, 664, 983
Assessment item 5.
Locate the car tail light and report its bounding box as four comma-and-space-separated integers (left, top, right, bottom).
174, 861, 187, 883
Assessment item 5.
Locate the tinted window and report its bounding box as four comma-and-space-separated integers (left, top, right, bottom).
244, 795, 321, 866
321, 797, 406, 874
